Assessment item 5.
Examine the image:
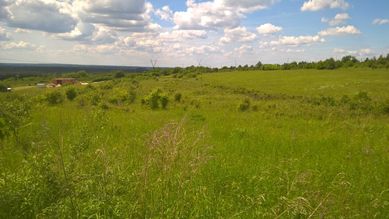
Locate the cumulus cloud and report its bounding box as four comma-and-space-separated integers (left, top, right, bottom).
0, 40, 38, 50
373, 18, 389, 25
256, 23, 282, 35
261, 35, 324, 47
333, 48, 373, 57
319, 25, 361, 36
322, 13, 350, 26
155, 5, 173, 21
234, 44, 254, 56
174, 0, 278, 30
5, 0, 77, 33
219, 26, 256, 44
301, 0, 349, 11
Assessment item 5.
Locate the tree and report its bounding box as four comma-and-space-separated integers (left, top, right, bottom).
255, 61, 263, 69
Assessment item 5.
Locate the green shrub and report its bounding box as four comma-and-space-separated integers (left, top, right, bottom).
238, 99, 251, 112
0, 117, 9, 140
143, 89, 169, 110
0, 83, 8, 92
114, 71, 125, 78
91, 94, 101, 106
128, 90, 136, 104
109, 89, 128, 105
174, 93, 182, 102
65, 87, 77, 101
46, 91, 64, 105
160, 95, 169, 109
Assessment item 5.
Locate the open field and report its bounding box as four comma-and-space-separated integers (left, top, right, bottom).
1, 68, 389, 218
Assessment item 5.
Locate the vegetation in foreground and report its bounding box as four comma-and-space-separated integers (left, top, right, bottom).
1, 68, 389, 218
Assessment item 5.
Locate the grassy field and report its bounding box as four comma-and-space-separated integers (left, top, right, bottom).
1, 68, 389, 218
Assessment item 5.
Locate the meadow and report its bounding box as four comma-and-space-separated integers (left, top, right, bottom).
1, 68, 389, 218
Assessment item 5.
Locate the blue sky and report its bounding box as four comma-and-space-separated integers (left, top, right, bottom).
0, 0, 388, 67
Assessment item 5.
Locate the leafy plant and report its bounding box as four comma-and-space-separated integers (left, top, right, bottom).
46, 91, 64, 105
66, 87, 77, 101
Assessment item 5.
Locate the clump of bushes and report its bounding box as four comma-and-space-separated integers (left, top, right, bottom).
46, 91, 64, 105
65, 87, 77, 101
238, 98, 251, 112
142, 89, 169, 110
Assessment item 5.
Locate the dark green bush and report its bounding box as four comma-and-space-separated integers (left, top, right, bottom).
128, 90, 136, 104
160, 95, 169, 109
174, 93, 182, 102
46, 91, 64, 105
65, 87, 77, 101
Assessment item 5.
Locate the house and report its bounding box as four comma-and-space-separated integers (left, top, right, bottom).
51, 78, 77, 85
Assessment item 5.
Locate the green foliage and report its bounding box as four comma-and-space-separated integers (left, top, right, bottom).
128, 89, 136, 104
0, 95, 31, 140
46, 91, 64, 105
160, 95, 169, 109
174, 93, 182, 102
114, 71, 125, 78
2, 68, 389, 218
0, 82, 8, 92
65, 87, 77, 101
238, 98, 251, 112
142, 89, 169, 110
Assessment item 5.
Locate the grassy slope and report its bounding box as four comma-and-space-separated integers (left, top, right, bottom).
1, 69, 389, 218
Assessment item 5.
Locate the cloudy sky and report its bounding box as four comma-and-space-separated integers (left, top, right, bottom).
0, 0, 388, 67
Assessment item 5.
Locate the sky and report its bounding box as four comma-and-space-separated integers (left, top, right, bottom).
0, 0, 389, 67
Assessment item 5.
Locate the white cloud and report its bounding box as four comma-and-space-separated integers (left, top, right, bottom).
0, 40, 38, 50
219, 26, 256, 44
234, 44, 254, 56
173, 0, 278, 30
373, 18, 389, 25
0, 27, 10, 41
155, 5, 173, 21
5, 0, 77, 33
322, 13, 350, 26
319, 25, 361, 36
261, 35, 324, 47
256, 23, 282, 35
301, 0, 349, 11
333, 48, 373, 57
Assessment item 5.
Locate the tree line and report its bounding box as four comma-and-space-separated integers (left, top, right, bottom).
146, 54, 389, 76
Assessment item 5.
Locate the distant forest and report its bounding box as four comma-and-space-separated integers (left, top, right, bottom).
1, 54, 389, 79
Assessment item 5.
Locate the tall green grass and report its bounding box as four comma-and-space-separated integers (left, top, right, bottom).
1, 69, 389, 218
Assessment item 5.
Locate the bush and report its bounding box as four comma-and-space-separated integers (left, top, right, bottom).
238, 99, 251, 112
114, 71, 125, 78
46, 91, 64, 105
143, 89, 169, 110
160, 95, 169, 109
128, 90, 136, 104
65, 87, 77, 101
174, 93, 182, 102
0, 83, 8, 92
